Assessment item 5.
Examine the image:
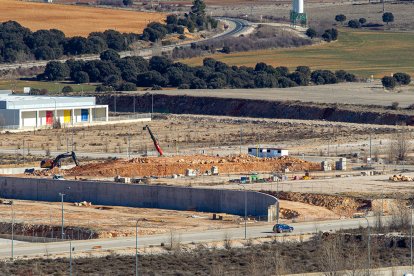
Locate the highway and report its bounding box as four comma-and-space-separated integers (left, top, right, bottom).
0, 216, 382, 259
0, 17, 250, 71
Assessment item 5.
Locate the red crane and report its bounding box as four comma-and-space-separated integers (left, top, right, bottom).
143, 125, 163, 156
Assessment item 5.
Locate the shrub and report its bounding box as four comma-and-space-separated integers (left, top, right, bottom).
335, 14, 347, 24
382, 12, 394, 25
359, 18, 367, 25
381, 76, 396, 90
117, 82, 137, 91
222, 46, 231, 54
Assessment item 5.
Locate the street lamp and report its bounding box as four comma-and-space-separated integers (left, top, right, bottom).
364, 217, 371, 275
238, 184, 247, 239
135, 220, 139, 276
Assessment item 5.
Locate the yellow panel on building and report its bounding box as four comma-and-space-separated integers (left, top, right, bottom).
64, 110, 71, 123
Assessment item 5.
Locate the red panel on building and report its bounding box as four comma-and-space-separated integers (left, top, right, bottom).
46, 111, 53, 125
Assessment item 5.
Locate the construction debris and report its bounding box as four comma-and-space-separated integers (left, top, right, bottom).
389, 175, 413, 182
73, 201, 92, 207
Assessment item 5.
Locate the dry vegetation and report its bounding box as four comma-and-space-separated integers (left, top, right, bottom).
1, 231, 412, 275
0, 0, 165, 37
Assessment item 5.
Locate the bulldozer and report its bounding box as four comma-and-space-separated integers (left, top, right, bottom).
40, 151, 80, 169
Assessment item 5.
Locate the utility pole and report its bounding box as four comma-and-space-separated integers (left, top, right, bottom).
238, 184, 247, 239
59, 193, 65, 240
364, 217, 371, 274
240, 127, 242, 155
369, 133, 372, 160
71, 129, 74, 152
69, 241, 74, 276
11, 201, 14, 260
382, 0, 385, 13
135, 220, 139, 276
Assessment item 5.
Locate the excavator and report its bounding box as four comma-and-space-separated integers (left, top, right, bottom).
40, 151, 80, 169
143, 125, 163, 156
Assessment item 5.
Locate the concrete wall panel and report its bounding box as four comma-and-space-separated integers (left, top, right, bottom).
0, 177, 277, 218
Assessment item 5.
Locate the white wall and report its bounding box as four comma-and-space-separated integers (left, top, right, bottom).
21, 111, 37, 128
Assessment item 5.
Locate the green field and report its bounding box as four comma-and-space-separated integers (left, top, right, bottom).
183, 29, 414, 78
0, 80, 96, 93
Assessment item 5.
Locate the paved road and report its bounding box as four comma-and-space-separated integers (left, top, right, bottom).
0, 216, 382, 259
0, 17, 249, 71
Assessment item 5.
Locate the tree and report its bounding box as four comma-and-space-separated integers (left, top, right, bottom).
100, 49, 120, 62
73, 71, 90, 84
123, 0, 133, 6
222, 46, 231, 54
166, 14, 178, 25
381, 76, 396, 89
191, 0, 206, 17
43, 61, 69, 81
149, 56, 172, 74
348, 20, 361, 29
136, 71, 168, 87
382, 12, 394, 25
335, 14, 347, 25
393, 72, 411, 85
322, 28, 338, 42
359, 17, 367, 25
117, 82, 137, 91
305, 28, 317, 39
288, 72, 308, 86
296, 66, 311, 78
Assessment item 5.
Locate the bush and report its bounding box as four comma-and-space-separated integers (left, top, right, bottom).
305, 28, 317, 39
359, 18, 367, 25
95, 85, 114, 92
335, 14, 347, 24
322, 28, 338, 42
381, 76, 396, 90
348, 20, 361, 29
61, 86, 73, 93
393, 72, 411, 85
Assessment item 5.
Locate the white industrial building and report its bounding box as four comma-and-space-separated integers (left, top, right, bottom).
0, 92, 108, 130
248, 147, 289, 158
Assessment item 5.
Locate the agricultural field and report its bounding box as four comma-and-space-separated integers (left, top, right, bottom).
183, 29, 414, 78
0, 80, 95, 93
0, 0, 165, 37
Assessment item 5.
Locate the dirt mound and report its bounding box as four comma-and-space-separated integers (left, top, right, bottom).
267, 191, 371, 217
65, 154, 320, 177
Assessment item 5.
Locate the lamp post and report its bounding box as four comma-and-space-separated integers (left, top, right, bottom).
135, 220, 139, 276
69, 241, 74, 276
10, 201, 14, 260
364, 217, 371, 275
238, 184, 247, 239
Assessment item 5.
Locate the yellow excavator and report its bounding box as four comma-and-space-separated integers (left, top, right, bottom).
40, 151, 80, 169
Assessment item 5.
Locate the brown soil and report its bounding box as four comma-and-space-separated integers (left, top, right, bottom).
64, 154, 320, 177
267, 191, 371, 217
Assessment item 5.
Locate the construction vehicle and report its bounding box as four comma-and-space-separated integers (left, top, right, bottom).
143, 125, 163, 156
40, 151, 80, 169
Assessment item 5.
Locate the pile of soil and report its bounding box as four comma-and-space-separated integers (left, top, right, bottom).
65, 154, 320, 177
267, 191, 371, 217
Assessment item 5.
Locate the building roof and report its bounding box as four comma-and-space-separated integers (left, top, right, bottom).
0, 94, 97, 110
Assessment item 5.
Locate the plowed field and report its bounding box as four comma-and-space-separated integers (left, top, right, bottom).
0, 0, 165, 36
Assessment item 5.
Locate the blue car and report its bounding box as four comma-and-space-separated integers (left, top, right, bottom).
273, 223, 294, 233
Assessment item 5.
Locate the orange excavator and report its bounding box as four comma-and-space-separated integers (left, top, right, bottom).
40, 151, 80, 169
143, 125, 163, 156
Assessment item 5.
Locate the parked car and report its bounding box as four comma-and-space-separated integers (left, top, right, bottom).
52, 174, 65, 180
273, 223, 294, 233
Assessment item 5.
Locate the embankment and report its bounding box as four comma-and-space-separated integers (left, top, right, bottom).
95, 93, 414, 125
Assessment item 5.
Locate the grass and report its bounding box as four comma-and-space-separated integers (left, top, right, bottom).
182, 29, 414, 78
0, 0, 165, 37
0, 80, 96, 93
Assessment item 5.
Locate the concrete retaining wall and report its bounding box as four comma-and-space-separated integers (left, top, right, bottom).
0, 177, 277, 218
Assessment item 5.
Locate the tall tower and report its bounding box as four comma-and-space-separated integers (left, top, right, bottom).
290, 0, 307, 27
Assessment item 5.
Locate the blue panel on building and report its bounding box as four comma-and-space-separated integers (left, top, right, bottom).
81, 109, 88, 122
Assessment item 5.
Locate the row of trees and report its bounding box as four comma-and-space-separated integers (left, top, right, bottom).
335, 12, 394, 27
39, 52, 358, 91
381, 72, 411, 89
0, 0, 217, 62
0, 21, 140, 63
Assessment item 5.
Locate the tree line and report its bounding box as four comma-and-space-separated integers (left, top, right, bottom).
0, 0, 217, 63
39, 51, 358, 91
